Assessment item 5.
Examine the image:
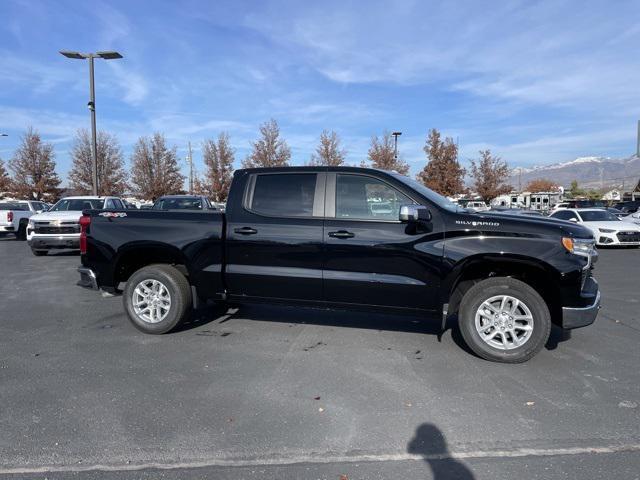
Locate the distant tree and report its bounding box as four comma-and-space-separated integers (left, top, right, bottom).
0, 157, 11, 194
469, 150, 512, 203
584, 189, 604, 200
525, 178, 560, 193
243, 119, 291, 168
309, 130, 346, 166
68, 129, 128, 196
201, 133, 235, 202
192, 173, 208, 196
568, 180, 583, 198
9, 127, 61, 200
130, 133, 185, 200
367, 132, 409, 174
417, 128, 465, 196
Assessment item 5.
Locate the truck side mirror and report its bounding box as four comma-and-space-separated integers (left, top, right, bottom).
399, 205, 432, 223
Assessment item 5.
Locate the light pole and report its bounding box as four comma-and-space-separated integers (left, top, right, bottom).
60, 50, 123, 196
391, 131, 402, 162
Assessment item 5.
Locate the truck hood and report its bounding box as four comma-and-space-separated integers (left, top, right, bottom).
29, 211, 82, 223
464, 211, 595, 239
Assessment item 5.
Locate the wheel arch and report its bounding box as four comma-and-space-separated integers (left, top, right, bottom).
112, 242, 191, 287
444, 254, 563, 325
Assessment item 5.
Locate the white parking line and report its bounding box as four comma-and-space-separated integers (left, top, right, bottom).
2, 443, 640, 474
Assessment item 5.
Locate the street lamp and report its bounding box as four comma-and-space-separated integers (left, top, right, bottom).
60, 50, 123, 195
391, 131, 402, 161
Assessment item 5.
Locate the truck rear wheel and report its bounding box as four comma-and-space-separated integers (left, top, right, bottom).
123, 264, 192, 334
458, 277, 551, 363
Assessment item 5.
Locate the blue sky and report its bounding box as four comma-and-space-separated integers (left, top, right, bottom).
1, 0, 639, 184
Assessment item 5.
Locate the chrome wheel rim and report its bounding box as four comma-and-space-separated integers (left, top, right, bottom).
132, 279, 171, 324
475, 295, 534, 350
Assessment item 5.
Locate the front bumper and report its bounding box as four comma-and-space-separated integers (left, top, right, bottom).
561, 277, 600, 329
28, 236, 80, 250
77, 267, 99, 290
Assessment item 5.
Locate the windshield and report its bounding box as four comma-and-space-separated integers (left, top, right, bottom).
50, 199, 105, 211
389, 172, 463, 212
153, 197, 204, 210
578, 210, 618, 222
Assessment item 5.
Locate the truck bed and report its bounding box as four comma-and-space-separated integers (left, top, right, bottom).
81, 209, 225, 300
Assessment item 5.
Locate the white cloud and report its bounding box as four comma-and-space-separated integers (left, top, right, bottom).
242, 1, 640, 113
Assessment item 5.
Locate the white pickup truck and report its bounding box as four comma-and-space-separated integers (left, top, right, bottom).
0, 200, 48, 240
27, 196, 125, 255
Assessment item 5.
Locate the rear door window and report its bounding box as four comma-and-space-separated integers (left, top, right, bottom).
249, 173, 318, 217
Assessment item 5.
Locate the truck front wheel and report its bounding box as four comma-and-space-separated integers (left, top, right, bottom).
123, 264, 192, 334
458, 277, 551, 363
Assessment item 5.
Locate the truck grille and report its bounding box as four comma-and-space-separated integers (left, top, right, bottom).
34, 221, 79, 234
616, 231, 640, 243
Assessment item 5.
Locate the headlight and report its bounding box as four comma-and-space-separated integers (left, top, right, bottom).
28, 219, 35, 228
598, 228, 615, 233
562, 237, 595, 257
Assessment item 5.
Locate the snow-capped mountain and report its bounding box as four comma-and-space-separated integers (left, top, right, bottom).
509, 155, 640, 190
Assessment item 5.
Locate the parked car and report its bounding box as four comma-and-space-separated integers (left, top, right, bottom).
78, 167, 600, 364
0, 202, 38, 240
621, 211, 640, 226
613, 200, 640, 214
152, 195, 217, 211
552, 200, 604, 213
549, 208, 640, 246
465, 201, 490, 212
27, 196, 125, 256
602, 207, 629, 220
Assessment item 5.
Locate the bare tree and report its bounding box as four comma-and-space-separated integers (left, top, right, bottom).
417, 129, 465, 196
201, 133, 235, 202
525, 178, 560, 192
309, 130, 346, 166
68, 129, 128, 196
470, 150, 512, 203
0, 157, 11, 194
9, 127, 61, 200
367, 132, 409, 174
130, 133, 185, 200
243, 119, 291, 168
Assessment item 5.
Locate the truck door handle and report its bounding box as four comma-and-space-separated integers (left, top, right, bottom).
234, 227, 258, 235
328, 230, 355, 239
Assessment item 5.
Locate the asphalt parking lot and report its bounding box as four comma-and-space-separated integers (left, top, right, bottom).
1, 237, 639, 479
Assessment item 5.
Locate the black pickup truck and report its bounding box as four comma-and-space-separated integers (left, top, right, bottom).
78, 166, 600, 363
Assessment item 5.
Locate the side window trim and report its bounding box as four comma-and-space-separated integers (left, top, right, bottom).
243, 172, 326, 219
325, 172, 417, 222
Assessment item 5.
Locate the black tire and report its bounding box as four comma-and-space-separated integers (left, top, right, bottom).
16, 221, 27, 241
123, 264, 192, 334
458, 277, 551, 363
31, 249, 48, 256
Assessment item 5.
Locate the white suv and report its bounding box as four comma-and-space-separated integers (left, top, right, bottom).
27, 196, 125, 256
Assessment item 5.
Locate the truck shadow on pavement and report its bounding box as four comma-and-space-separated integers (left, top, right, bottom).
177, 303, 572, 355
407, 423, 475, 479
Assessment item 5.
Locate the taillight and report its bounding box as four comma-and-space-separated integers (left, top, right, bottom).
7, 211, 13, 223
79, 214, 91, 254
